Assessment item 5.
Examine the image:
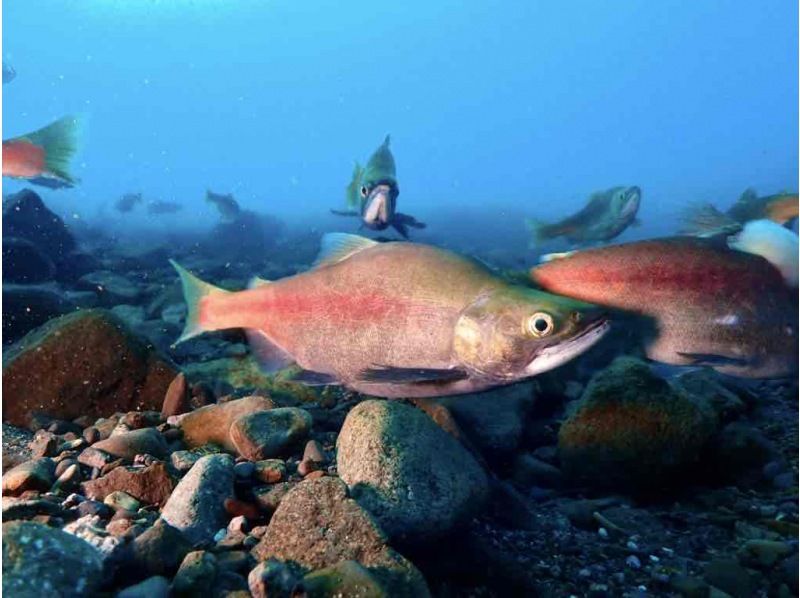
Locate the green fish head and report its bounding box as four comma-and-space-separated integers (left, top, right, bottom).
609, 185, 641, 220
453, 286, 609, 380
361, 134, 398, 196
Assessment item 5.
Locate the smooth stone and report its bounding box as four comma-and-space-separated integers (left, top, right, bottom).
1, 458, 55, 496
92, 428, 168, 461
230, 408, 312, 461
176, 396, 275, 451
161, 454, 235, 545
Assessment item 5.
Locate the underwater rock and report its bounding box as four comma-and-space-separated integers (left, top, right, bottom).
2, 237, 55, 283
53, 250, 101, 284
176, 395, 275, 451
2, 188, 77, 263
110, 304, 147, 329
3, 520, 103, 596
81, 461, 175, 507
671, 369, 748, 423
297, 560, 395, 597
77, 270, 143, 306
706, 422, 777, 484
117, 576, 171, 598
435, 381, 536, 457
2, 309, 178, 427
229, 407, 312, 461
337, 400, 489, 543
1, 457, 56, 495
558, 356, 718, 492
172, 550, 219, 597
124, 519, 193, 579
161, 453, 235, 545
92, 428, 168, 461
202, 209, 286, 262
162, 372, 190, 418
248, 559, 305, 598
2, 284, 75, 343
252, 476, 429, 597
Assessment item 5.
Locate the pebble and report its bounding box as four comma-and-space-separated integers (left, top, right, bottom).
224, 497, 261, 520
229, 407, 312, 461
117, 576, 171, 598
161, 372, 190, 418
253, 459, 285, 484
105, 490, 141, 511
2, 458, 55, 495
92, 428, 168, 461
626, 555, 642, 569
77, 499, 114, 519
77, 447, 114, 469
172, 550, 218, 597
234, 461, 255, 479
52, 463, 82, 493
302, 439, 326, 463
54, 458, 78, 477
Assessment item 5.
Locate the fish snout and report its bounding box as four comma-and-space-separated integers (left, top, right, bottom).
362, 184, 393, 227
621, 186, 642, 217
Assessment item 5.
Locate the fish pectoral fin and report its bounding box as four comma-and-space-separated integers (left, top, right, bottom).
330, 209, 359, 217
391, 220, 410, 239
630, 218, 642, 227
287, 369, 340, 386
395, 212, 427, 229
676, 352, 750, 367
313, 232, 378, 268
358, 365, 469, 385
245, 329, 295, 373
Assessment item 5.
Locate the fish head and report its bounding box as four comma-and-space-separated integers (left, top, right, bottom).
361, 181, 398, 229
453, 286, 610, 380
610, 186, 641, 221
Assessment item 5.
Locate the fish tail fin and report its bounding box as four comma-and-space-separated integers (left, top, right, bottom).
525, 218, 552, 247
169, 259, 230, 344
679, 202, 740, 237
24, 115, 82, 184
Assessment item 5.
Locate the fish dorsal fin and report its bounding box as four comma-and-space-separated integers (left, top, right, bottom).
248, 276, 271, 289
313, 233, 378, 268
736, 188, 758, 205
382, 134, 391, 148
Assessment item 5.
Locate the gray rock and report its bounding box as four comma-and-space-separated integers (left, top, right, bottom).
3, 520, 103, 596
162, 454, 235, 545
78, 270, 142, 306
172, 550, 219, 596
117, 576, 171, 598
2, 284, 75, 343
2, 237, 55, 283
128, 519, 193, 578
436, 381, 535, 456
337, 400, 489, 542
229, 407, 312, 460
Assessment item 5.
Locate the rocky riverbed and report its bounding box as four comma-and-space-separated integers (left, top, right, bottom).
2, 189, 798, 597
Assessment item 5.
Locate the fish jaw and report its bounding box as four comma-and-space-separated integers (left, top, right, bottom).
618, 186, 641, 219
362, 184, 393, 228
524, 318, 610, 376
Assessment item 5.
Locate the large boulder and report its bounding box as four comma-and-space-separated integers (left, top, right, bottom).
3, 188, 76, 261
336, 400, 489, 543
558, 356, 718, 492
252, 476, 429, 597
2, 309, 178, 427
2, 237, 55, 283
3, 520, 103, 596
2, 284, 75, 343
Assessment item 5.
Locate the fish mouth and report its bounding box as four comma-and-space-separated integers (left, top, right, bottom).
362, 185, 392, 227
620, 186, 641, 218
524, 316, 610, 376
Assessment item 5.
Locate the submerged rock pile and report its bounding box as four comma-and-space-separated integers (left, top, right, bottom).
0, 190, 797, 596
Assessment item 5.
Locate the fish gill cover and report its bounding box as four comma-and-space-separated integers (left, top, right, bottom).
1, 2, 798, 597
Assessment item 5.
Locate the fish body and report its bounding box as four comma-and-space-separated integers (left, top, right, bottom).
2, 116, 80, 188
3, 60, 16, 84
530, 237, 798, 378
206, 190, 241, 221
147, 200, 182, 214
173, 234, 609, 397
526, 186, 641, 246
115, 193, 143, 213
681, 189, 799, 236
333, 136, 426, 238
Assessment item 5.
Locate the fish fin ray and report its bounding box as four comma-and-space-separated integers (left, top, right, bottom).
245, 329, 294, 372
330, 209, 359, 217
169, 259, 230, 345
736, 188, 758, 205
678, 202, 741, 237
676, 352, 750, 367
358, 365, 469, 385
313, 233, 378, 268
395, 212, 426, 229
22, 115, 82, 184
289, 369, 340, 386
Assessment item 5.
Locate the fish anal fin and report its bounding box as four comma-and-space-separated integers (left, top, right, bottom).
358, 366, 469, 385
313, 233, 378, 268
245, 329, 295, 372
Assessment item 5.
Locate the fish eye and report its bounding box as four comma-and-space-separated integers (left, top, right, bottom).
360, 186, 368, 197
527, 312, 555, 337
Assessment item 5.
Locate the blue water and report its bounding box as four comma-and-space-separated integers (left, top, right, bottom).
3, 1, 798, 245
